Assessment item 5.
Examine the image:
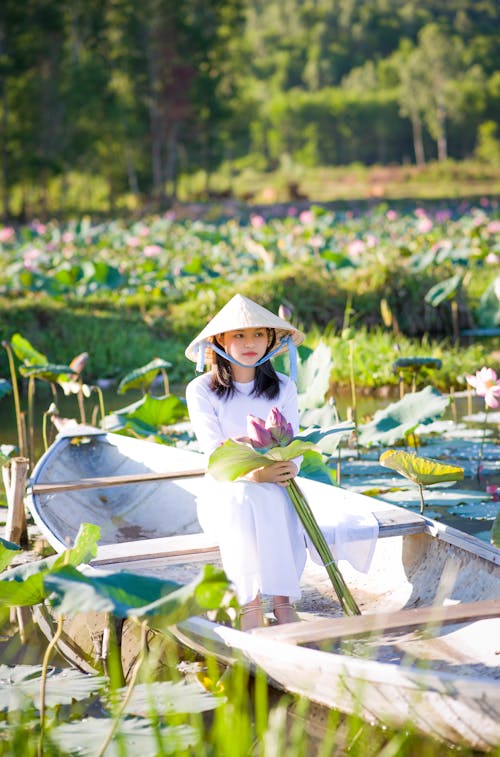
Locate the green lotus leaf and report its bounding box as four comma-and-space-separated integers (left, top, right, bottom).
208, 438, 275, 482
424, 273, 463, 307
393, 357, 442, 370
0, 538, 20, 573
379, 449, 464, 487
118, 357, 172, 394
492, 512, 500, 549
0, 665, 107, 712
18, 363, 77, 382
109, 393, 188, 429
357, 386, 449, 447
10, 333, 47, 366
299, 449, 337, 486
0, 379, 11, 399
122, 680, 223, 717
296, 341, 334, 413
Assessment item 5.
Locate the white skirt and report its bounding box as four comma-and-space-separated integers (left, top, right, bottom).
197, 475, 307, 605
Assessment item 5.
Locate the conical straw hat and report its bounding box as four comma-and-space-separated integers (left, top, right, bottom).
185, 294, 304, 364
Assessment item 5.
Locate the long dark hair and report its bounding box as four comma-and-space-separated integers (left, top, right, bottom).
209, 328, 281, 399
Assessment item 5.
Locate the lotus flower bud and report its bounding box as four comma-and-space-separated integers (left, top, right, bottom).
278, 304, 292, 321
69, 352, 89, 375
247, 415, 274, 449
266, 407, 294, 446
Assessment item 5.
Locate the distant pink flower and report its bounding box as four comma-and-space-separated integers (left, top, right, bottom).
287, 206, 298, 216
32, 222, 46, 235
417, 218, 434, 233
62, 231, 74, 243
164, 210, 176, 221
348, 239, 366, 257
138, 226, 150, 237
0, 226, 15, 242
480, 197, 490, 208
309, 235, 324, 249
23, 247, 42, 268
299, 210, 314, 224
143, 244, 162, 257
466, 367, 500, 408
485, 252, 500, 265
366, 233, 378, 247
127, 236, 141, 247
486, 485, 498, 501
486, 221, 500, 234
415, 208, 427, 218
435, 210, 452, 223
250, 214, 265, 229
386, 210, 398, 221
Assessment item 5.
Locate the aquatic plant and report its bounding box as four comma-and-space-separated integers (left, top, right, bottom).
379, 449, 464, 513
465, 366, 500, 476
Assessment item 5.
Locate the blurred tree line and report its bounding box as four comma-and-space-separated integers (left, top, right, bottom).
0, 0, 499, 217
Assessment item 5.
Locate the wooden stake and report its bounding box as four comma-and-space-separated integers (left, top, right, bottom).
4, 457, 30, 547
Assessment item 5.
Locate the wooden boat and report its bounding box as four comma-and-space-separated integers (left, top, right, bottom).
26, 426, 500, 752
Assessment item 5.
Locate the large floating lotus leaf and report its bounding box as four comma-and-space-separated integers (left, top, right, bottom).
51, 718, 197, 756
118, 357, 172, 394
357, 386, 449, 447
0, 379, 11, 399
10, 333, 47, 365
0, 665, 107, 712
296, 341, 334, 412
0, 538, 20, 572
123, 680, 223, 717
379, 449, 464, 487
492, 512, 500, 549
424, 273, 463, 307
19, 363, 77, 382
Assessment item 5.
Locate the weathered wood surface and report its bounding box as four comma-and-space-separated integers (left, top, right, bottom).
254, 598, 500, 644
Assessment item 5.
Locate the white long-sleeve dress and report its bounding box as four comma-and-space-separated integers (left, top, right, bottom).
185, 371, 307, 604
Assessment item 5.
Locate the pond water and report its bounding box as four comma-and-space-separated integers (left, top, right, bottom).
1, 384, 499, 545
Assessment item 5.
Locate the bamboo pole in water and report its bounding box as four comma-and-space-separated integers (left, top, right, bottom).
4, 456, 30, 547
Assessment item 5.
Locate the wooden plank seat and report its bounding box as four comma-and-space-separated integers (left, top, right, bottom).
91, 509, 427, 567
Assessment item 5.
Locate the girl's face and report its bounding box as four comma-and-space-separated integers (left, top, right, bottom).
220, 327, 269, 366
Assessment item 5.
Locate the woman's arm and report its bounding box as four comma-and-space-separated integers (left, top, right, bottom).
185, 378, 225, 456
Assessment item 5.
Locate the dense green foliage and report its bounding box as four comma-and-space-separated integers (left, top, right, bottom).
1, 0, 499, 217
0, 202, 498, 390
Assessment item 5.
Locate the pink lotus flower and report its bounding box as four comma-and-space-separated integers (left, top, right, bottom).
246, 407, 294, 450
299, 210, 314, 225
250, 214, 265, 229
417, 218, 434, 233
0, 226, 15, 243
386, 210, 398, 221
143, 244, 162, 257
465, 367, 500, 408
486, 220, 500, 234
348, 239, 366, 257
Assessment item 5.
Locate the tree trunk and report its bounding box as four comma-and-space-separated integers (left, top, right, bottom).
164, 121, 179, 200
1, 83, 8, 220
436, 100, 447, 161
411, 113, 426, 167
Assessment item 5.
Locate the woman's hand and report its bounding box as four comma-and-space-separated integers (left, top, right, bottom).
247, 461, 298, 487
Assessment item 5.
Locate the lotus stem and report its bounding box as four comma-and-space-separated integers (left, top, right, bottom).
2, 340, 27, 458
92, 384, 106, 424
38, 611, 65, 757
98, 619, 148, 757
418, 483, 426, 514
477, 405, 488, 480
27, 375, 35, 463
286, 479, 360, 615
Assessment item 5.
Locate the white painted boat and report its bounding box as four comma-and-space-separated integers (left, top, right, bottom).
26, 427, 500, 752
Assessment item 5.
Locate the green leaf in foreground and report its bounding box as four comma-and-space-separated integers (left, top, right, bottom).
44, 563, 232, 621
0, 537, 21, 572
379, 450, 464, 487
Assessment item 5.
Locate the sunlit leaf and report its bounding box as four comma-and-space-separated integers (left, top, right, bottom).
424, 274, 463, 307
18, 364, 77, 382
299, 450, 337, 485
379, 449, 464, 486
118, 358, 172, 394
393, 357, 442, 371
10, 334, 47, 366
296, 341, 334, 412
0, 665, 106, 712
357, 387, 449, 447
107, 394, 188, 431
0, 538, 20, 572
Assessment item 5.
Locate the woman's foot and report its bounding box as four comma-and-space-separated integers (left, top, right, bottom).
273, 598, 300, 625
239, 599, 264, 631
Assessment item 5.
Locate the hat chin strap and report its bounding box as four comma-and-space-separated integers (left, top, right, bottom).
195, 335, 298, 381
